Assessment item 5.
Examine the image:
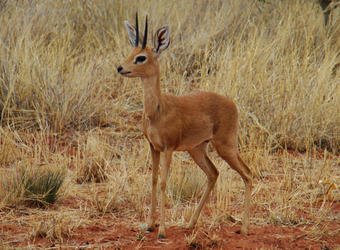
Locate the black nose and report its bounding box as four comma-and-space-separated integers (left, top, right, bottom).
117, 65, 123, 73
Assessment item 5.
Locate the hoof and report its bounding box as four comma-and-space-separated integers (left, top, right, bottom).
186, 220, 196, 229
146, 227, 154, 233
240, 230, 248, 236
236, 228, 248, 236
158, 234, 166, 239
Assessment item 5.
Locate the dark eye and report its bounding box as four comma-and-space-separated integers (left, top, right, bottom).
134, 56, 147, 64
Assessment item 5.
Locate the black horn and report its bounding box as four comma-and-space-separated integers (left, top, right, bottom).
142, 16, 148, 49
135, 12, 139, 47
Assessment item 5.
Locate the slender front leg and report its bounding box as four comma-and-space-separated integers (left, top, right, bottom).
147, 143, 160, 232
158, 149, 173, 239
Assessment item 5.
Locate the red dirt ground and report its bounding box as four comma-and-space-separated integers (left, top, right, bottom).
1, 198, 339, 249
1, 139, 339, 249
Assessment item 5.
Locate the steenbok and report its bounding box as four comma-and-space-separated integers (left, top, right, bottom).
117, 14, 252, 239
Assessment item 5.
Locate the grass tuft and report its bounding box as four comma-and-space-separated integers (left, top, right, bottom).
21, 165, 66, 208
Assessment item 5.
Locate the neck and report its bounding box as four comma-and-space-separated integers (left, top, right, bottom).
141, 67, 164, 119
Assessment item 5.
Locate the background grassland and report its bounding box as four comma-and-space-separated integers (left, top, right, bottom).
0, 0, 339, 248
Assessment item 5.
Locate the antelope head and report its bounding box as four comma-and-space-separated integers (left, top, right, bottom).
117, 13, 170, 78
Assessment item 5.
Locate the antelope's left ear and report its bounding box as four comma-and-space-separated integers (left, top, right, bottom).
153, 26, 170, 54
124, 20, 137, 46
124, 20, 143, 47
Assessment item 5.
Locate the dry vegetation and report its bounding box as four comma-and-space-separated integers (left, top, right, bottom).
0, 0, 339, 249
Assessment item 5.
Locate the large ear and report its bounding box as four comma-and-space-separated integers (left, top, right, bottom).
153, 26, 170, 53
124, 20, 138, 46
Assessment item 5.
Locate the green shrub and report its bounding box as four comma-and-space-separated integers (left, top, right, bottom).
21, 165, 66, 208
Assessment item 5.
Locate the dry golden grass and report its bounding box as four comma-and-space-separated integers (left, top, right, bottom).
0, 0, 339, 248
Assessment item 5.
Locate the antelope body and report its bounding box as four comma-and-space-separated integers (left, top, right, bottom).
117, 14, 252, 239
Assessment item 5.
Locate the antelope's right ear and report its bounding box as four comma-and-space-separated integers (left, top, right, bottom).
124, 20, 138, 47
153, 26, 170, 54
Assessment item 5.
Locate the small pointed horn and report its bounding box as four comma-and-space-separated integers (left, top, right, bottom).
142, 16, 148, 49
135, 12, 139, 47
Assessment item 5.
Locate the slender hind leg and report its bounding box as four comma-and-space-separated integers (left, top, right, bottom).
187, 142, 219, 228
212, 140, 252, 235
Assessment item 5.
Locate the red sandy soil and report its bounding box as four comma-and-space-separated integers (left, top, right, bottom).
1, 135, 339, 248
1, 197, 339, 249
